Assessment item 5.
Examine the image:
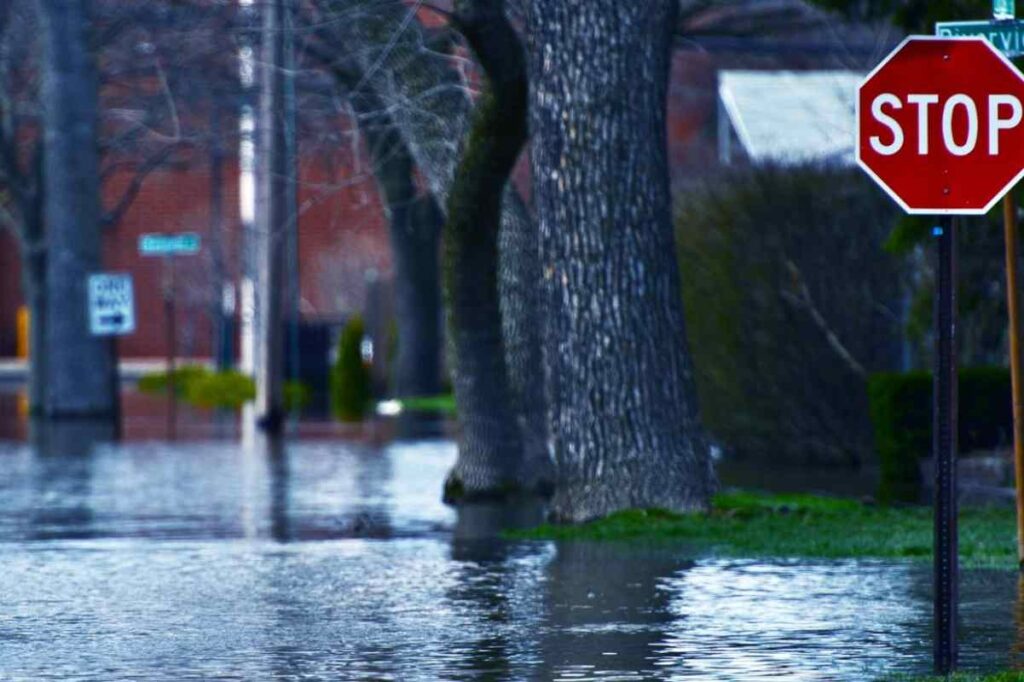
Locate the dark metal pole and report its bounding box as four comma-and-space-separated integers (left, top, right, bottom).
933, 216, 959, 674
165, 255, 177, 441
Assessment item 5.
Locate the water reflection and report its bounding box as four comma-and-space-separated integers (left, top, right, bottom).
264, 436, 292, 543
26, 419, 116, 540
539, 543, 690, 681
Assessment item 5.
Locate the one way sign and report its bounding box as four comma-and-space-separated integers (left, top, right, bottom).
88, 273, 136, 336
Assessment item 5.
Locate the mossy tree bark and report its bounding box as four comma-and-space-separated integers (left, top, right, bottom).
313, 0, 551, 496
440, 0, 533, 500
526, 0, 713, 521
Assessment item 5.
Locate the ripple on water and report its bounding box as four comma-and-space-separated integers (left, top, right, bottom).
0, 438, 1020, 680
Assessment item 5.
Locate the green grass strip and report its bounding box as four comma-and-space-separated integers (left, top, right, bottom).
397, 394, 457, 415
508, 491, 1017, 568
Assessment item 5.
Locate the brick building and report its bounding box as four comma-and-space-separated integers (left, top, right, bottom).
0, 6, 889, 361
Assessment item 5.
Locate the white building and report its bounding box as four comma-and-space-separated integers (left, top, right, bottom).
717, 70, 863, 165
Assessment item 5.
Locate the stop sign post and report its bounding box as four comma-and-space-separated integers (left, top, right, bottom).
857, 36, 1024, 675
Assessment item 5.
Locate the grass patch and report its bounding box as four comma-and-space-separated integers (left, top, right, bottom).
398, 394, 456, 415
508, 491, 1017, 568
884, 674, 1024, 681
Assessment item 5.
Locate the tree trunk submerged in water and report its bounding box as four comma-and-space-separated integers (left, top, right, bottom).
527, 0, 714, 521
442, 0, 531, 501
35, 0, 116, 419
321, 0, 551, 497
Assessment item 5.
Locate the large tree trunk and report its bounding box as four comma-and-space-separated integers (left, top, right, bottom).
319, 0, 550, 493
527, 0, 713, 521
35, 0, 116, 419
500, 191, 551, 492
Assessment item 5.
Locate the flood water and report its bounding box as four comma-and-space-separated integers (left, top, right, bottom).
0, 423, 1022, 680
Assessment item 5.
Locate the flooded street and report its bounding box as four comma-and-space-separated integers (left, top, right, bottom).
0, 423, 1021, 680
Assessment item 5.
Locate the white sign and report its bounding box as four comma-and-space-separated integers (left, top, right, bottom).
88, 273, 136, 336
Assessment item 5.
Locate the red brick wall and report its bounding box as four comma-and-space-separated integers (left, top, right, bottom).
0, 46, 737, 361
0, 150, 391, 359
0, 229, 20, 357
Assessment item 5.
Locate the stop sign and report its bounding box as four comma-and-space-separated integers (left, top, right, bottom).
858, 36, 1024, 214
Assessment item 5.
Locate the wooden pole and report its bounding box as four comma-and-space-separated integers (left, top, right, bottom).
1003, 192, 1024, 569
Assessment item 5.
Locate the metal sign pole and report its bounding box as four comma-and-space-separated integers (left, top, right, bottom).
164, 255, 177, 441
934, 217, 959, 674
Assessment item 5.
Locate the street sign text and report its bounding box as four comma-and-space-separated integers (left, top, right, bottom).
87, 273, 135, 336
139, 232, 201, 256
937, 20, 1024, 55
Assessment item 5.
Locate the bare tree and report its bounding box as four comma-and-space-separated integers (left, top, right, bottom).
0, 0, 245, 415
306, 0, 549, 497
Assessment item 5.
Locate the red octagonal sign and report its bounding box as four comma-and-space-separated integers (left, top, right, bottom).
858, 36, 1024, 215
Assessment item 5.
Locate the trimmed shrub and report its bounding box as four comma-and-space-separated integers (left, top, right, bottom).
137, 365, 209, 397
183, 370, 255, 410
869, 367, 1012, 503
331, 315, 372, 422
868, 371, 932, 503
138, 366, 256, 410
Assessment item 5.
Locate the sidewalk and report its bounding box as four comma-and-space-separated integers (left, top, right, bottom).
0, 358, 214, 383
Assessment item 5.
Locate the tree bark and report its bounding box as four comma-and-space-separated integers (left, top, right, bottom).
374, 146, 444, 401
35, 0, 116, 419
527, 0, 713, 521
440, 0, 545, 500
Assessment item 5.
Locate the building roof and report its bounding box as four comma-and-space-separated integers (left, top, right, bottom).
718, 70, 862, 165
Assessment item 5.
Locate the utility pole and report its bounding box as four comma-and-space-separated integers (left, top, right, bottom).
254, 0, 296, 434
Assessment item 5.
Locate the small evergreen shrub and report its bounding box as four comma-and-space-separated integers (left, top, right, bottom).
331, 315, 372, 422
869, 367, 1012, 503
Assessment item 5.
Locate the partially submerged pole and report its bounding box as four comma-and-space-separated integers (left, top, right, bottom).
933, 218, 959, 674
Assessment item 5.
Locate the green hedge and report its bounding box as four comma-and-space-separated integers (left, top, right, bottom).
869, 367, 1012, 503
676, 163, 901, 465
138, 365, 255, 410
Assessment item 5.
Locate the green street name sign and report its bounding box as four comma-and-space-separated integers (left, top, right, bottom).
936, 20, 1024, 56
138, 232, 201, 256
